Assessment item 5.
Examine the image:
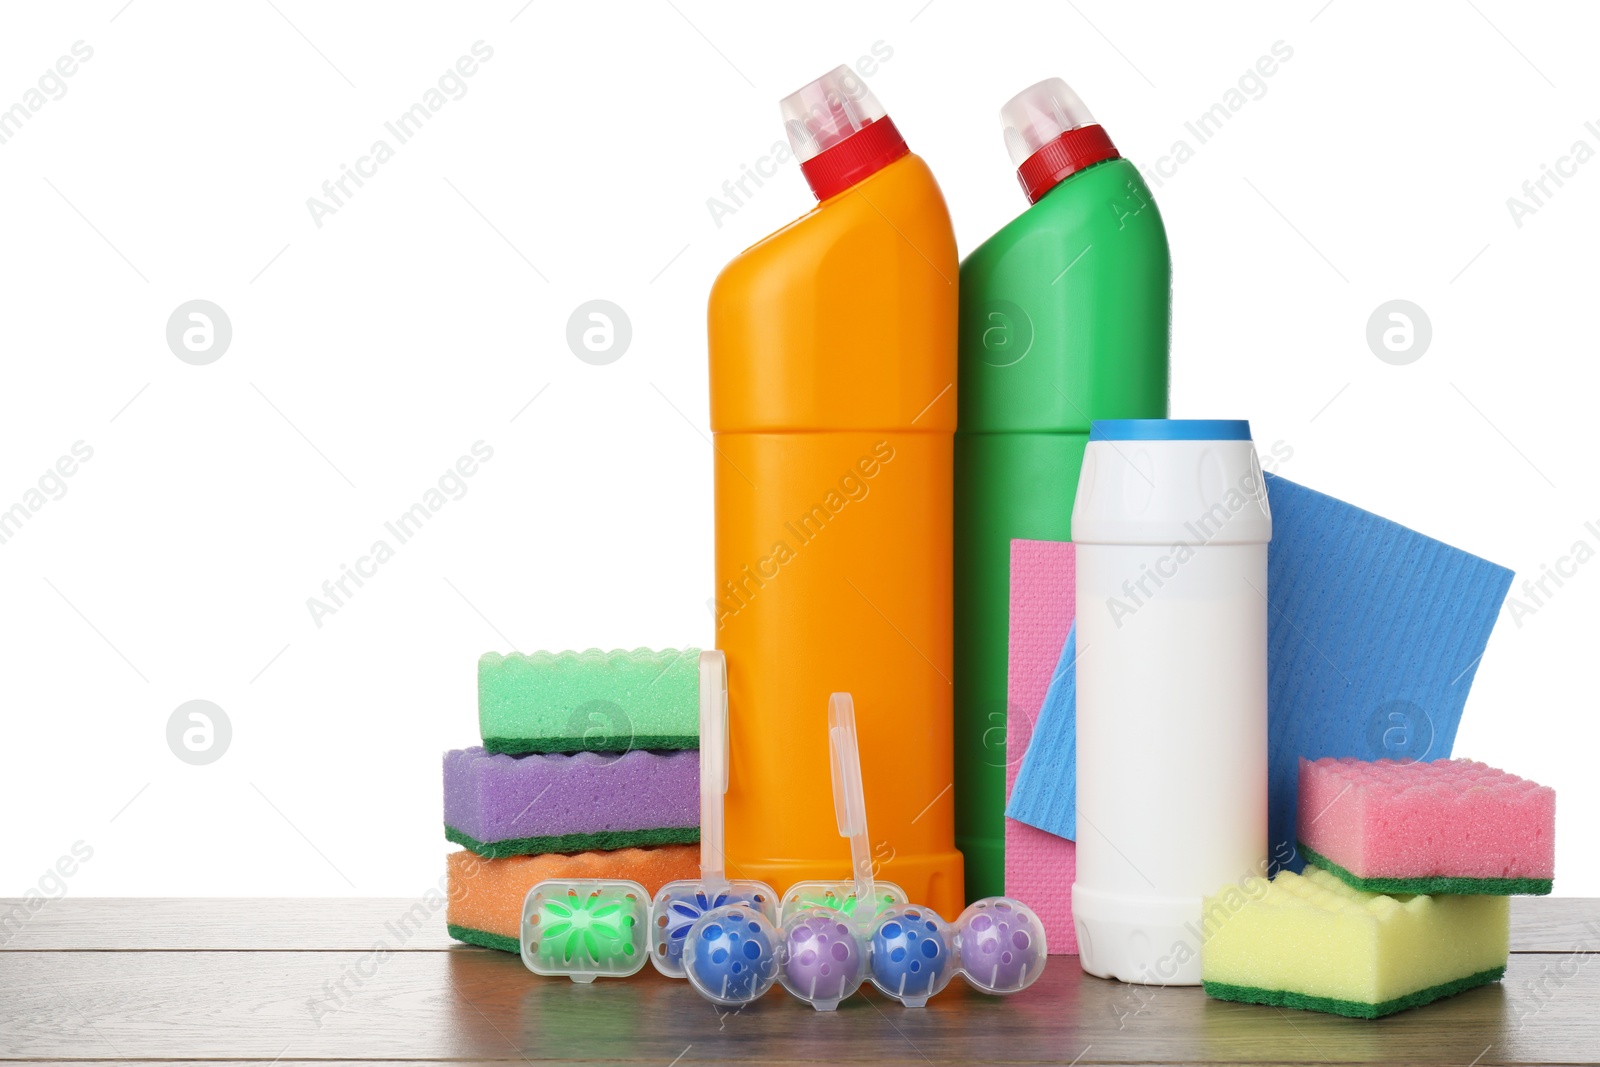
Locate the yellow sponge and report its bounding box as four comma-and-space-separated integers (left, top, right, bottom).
1201, 866, 1508, 1018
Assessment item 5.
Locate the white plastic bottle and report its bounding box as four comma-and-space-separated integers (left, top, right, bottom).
1071, 419, 1270, 985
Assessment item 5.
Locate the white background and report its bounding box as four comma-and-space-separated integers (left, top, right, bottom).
1, 0, 1594, 899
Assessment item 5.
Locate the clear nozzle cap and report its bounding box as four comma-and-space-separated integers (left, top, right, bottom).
781, 65, 887, 164
698, 651, 729, 887
827, 693, 876, 918
1000, 77, 1097, 168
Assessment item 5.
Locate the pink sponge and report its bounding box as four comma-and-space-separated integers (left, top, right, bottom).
1298, 757, 1554, 895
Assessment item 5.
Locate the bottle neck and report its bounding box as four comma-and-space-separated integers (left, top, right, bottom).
801, 117, 910, 201
1016, 125, 1120, 203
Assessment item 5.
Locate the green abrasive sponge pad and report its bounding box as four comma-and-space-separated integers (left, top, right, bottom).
447, 924, 520, 953
478, 648, 699, 754
444, 824, 698, 859
1204, 966, 1507, 1019
1299, 842, 1551, 898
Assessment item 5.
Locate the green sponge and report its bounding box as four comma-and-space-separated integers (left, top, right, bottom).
478, 648, 699, 754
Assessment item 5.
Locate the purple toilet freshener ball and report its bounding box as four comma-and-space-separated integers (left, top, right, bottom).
955, 897, 1047, 994
779, 907, 867, 1010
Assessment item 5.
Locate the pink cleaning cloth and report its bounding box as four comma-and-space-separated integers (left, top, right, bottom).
1006, 539, 1077, 954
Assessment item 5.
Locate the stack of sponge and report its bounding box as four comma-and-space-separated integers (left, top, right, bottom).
1202, 757, 1555, 1017
445, 648, 704, 952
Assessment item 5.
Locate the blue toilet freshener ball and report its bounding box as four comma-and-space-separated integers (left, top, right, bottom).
682, 904, 780, 1007
868, 904, 955, 1007
650, 881, 776, 978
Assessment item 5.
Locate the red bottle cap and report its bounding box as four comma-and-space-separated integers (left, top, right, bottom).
1001, 78, 1120, 203
1015, 125, 1119, 203
801, 117, 909, 201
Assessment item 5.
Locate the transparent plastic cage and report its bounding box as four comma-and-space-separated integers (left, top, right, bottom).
780, 65, 888, 163
1000, 77, 1096, 168
520, 879, 649, 983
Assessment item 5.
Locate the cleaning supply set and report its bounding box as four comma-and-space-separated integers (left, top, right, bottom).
440, 61, 1550, 1027
515, 685, 1047, 1011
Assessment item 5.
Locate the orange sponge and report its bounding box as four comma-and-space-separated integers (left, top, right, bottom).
446, 845, 699, 952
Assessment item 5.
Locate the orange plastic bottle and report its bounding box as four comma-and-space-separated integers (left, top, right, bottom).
708, 67, 963, 919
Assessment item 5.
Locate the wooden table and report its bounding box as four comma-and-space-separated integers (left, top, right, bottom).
3, 898, 1597, 1065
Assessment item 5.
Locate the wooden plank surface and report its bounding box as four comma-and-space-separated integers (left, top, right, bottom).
1, 899, 1597, 1066
2, 947, 1596, 1065
4, 896, 1597, 952
0, 897, 460, 951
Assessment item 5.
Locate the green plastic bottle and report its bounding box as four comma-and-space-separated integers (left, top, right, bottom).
954, 78, 1171, 902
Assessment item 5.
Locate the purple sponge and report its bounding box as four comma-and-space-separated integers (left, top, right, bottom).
443, 747, 698, 858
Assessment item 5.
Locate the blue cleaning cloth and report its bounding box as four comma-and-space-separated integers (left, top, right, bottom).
1005, 473, 1515, 873
1005, 622, 1078, 839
